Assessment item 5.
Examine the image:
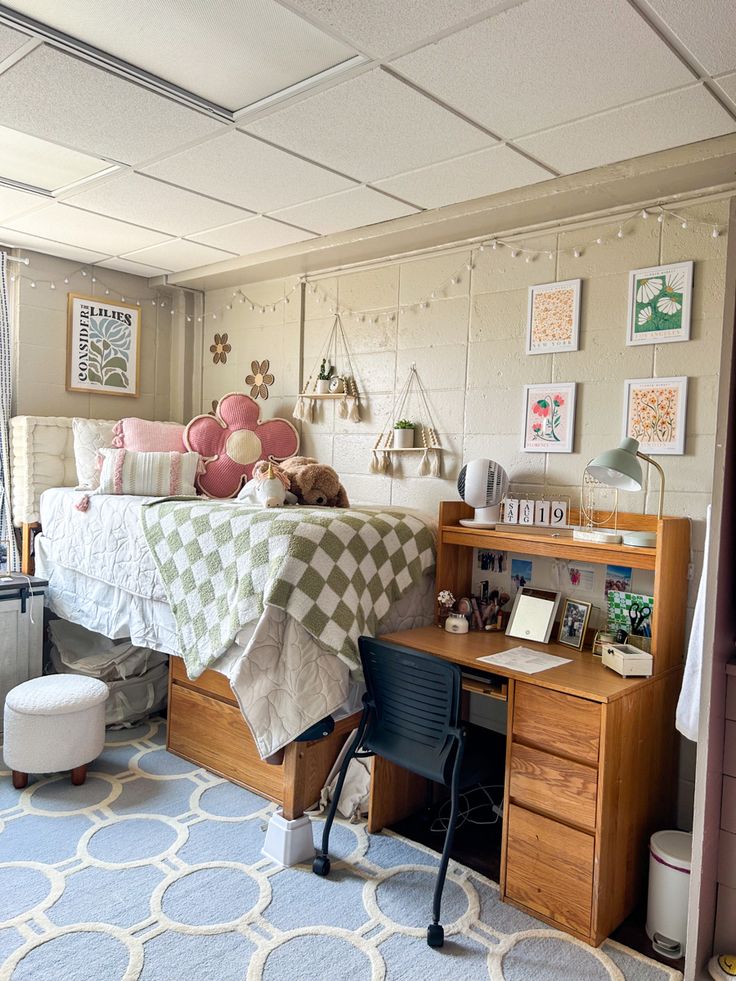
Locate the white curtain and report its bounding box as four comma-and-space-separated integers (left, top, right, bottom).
0, 251, 19, 571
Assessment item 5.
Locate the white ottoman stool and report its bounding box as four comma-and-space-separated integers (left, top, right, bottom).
4, 675, 109, 789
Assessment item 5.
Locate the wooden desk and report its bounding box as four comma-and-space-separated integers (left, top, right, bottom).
375, 625, 681, 947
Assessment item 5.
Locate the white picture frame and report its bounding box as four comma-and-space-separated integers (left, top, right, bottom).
622, 376, 688, 456
626, 261, 693, 347
526, 279, 581, 355
506, 586, 562, 644
522, 382, 576, 454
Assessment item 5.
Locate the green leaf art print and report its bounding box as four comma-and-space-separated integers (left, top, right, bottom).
627, 262, 692, 346
87, 316, 131, 389
67, 294, 140, 397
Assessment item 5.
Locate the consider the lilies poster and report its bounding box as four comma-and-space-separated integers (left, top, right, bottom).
66, 293, 141, 397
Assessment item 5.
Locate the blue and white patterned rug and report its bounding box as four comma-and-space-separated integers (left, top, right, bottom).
0, 718, 682, 981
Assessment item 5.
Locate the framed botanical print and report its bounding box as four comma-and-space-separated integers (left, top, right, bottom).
526, 279, 581, 355
66, 293, 141, 397
626, 261, 693, 346
521, 382, 576, 453
623, 376, 688, 455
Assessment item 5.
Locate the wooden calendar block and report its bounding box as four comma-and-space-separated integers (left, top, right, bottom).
519, 500, 535, 525
503, 499, 519, 523
534, 500, 552, 525
550, 501, 569, 527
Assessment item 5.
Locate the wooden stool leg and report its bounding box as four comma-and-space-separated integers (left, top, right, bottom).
70, 765, 88, 786
12, 771, 28, 790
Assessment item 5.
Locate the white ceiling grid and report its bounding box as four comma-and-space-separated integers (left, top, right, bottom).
0, 0, 733, 274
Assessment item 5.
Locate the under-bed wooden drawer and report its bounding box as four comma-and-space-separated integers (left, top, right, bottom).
513, 682, 601, 765
170, 655, 237, 706
505, 803, 594, 937
168, 682, 283, 803
509, 743, 598, 831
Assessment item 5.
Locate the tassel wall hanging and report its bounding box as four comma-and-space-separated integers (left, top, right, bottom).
370, 363, 443, 478
293, 313, 362, 423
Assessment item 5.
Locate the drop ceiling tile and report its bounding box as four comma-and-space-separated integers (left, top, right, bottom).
374, 145, 552, 209
645, 0, 736, 74
516, 85, 735, 174
121, 238, 236, 272
63, 173, 252, 236
245, 67, 493, 181
716, 72, 736, 107
5, 0, 356, 111
0, 185, 50, 222
97, 255, 174, 276
0, 23, 29, 61
285, 0, 507, 58
271, 186, 419, 233
189, 216, 315, 254
142, 130, 354, 212
391, 0, 693, 138
4, 203, 171, 254
0, 45, 225, 164
0, 125, 115, 191
0, 227, 109, 264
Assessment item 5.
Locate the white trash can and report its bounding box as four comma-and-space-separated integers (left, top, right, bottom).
646, 830, 692, 959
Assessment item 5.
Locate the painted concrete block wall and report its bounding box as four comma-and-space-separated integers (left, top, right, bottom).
10, 249, 172, 421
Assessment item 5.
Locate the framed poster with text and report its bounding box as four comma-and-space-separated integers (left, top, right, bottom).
66, 293, 140, 397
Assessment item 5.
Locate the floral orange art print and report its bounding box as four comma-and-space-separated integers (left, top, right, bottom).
623, 376, 687, 455
526, 280, 581, 354
522, 382, 576, 453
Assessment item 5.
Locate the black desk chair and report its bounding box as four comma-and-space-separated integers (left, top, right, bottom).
313, 636, 470, 948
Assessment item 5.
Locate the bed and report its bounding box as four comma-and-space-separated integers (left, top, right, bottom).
10, 416, 436, 831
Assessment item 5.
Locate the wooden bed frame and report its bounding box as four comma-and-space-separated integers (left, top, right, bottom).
167, 657, 361, 819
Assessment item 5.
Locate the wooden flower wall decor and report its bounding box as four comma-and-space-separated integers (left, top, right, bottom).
246, 359, 275, 400
210, 333, 231, 365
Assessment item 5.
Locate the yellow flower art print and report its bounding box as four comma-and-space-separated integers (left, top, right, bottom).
623, 376, 688, 455
526, 279, 581, 355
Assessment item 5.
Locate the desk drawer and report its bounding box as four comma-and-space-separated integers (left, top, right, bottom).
509, 743, 598, 831
505, 803, 594, 937
513, 683, 600, 765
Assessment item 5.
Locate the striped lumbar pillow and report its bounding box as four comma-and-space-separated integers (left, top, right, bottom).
97, 448, 199, 497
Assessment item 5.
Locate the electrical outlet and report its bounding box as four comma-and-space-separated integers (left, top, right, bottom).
687, 563, 695, 580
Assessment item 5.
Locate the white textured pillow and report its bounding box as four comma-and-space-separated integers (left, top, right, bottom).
97, 448, 199, 497
72, 418, 116, 489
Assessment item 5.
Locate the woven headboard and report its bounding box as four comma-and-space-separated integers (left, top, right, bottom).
9, 416, 116, 525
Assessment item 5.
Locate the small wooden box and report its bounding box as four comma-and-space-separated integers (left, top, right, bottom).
602, 643, 653, 678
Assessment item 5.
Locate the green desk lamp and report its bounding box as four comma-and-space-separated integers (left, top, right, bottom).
585, 437, 663, 546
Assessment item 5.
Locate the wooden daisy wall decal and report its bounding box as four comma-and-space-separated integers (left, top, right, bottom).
246, 359, 275, 400
210, 333, 231, 365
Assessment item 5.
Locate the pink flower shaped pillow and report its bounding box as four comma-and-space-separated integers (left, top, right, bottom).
185, 392, 299, 498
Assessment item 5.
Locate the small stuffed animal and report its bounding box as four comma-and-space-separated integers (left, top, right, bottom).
237, 461, 297, 508
280, 456, 350, 508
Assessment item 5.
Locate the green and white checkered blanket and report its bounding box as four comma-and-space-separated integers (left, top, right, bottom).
140, 500, 436, 680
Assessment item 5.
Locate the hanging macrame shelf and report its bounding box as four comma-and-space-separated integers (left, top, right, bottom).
293, 313, 362, 424
370, 363, 444, 478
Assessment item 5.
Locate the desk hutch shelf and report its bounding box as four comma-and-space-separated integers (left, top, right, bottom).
378, 500, 690, 947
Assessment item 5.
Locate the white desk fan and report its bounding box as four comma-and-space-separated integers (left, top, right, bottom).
457, 458, 509, 528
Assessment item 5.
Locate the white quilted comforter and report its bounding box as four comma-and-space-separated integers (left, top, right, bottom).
37, 488, 435, 757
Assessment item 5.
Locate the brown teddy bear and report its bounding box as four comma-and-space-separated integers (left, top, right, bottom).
279, 456, 350, 508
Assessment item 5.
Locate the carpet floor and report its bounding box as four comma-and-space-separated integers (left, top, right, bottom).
0, 718, 683, 981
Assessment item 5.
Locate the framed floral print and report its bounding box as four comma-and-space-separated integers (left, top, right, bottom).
626, 261, 693, 346
623, 376, 688, 455
66, 293, 140, 397
526, 279, 581, 355
521, 382, 576, 453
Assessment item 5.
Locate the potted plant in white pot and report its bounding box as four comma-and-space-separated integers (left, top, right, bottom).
394, 419, 415, 448
316, 359, 333, 394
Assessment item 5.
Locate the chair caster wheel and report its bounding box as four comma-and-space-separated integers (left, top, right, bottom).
312, 855, 331, 877
427, 923, 444, 948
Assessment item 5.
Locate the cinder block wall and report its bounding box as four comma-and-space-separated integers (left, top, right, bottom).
200, 198, 733, 828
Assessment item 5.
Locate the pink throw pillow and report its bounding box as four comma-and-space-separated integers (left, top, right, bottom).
113, 418, 186, 454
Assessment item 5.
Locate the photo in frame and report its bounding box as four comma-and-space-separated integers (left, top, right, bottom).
526, 279, 581, 355
66, 293, 141, 397
558, 598, 593, 650
522, 382, 576, 453
623, 376, 688, 455
626, 261, 693, 346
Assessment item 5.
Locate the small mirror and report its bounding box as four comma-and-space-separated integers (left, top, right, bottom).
506, 587, 561, 645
